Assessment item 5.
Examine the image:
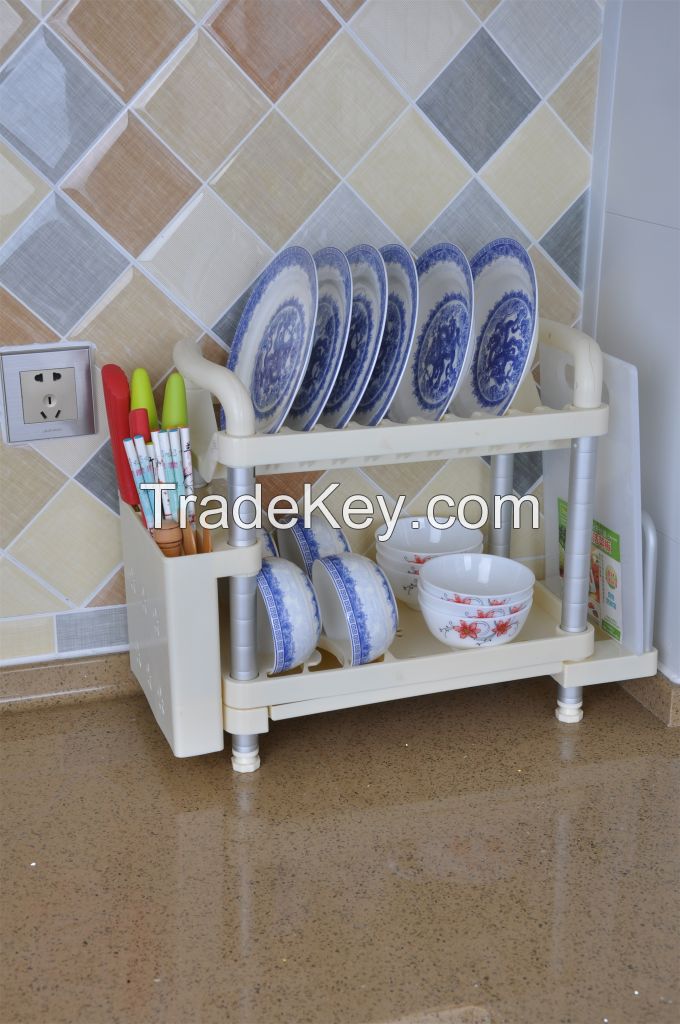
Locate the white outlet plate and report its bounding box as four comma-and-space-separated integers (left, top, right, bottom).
0, 344, 96, 443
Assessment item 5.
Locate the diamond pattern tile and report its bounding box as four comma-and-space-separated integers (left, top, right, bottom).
0, 0, 38, 66
327, 0, 365, 19
363, 461, 446, 504
212, 286, 251, 347
549, 44, 600, 151
0, 558, 69, 617
487, 0, 602, 96
63, 114, 199, 258
0, 287, 58, 345
75, 442, 119, 514
529, 245, 580, 326
87, 568, 125, 608
140, 188, 271, 326
280, 34, 406, 176
208, 0, 339, 102
0, 194, 128, 335
290, 183, 398, 261
0, 143, 50, 246
135, 31, 269, 180
513, 451, 543, 496
212, 112, 338, 250
8, 482, 122, 606
418, 29, 539, 172
465, 0, 501, 20
352, 0, 477, 98
72, 268, 201, 384
481, 105, 590, 237
0, 28, 123, 184
349, 109, 470, 244
56, 605, 128, 652
0, 444, 66, 548
49, 0, 193, 102
176, 0, 215, 19
20, 0, 58, 15
413, 179, 529, 260
540, 190, 588, 287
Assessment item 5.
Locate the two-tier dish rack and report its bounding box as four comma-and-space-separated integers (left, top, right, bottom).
120, 320, 657, 772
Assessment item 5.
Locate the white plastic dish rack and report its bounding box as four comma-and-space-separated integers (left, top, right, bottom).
121, 320, 657, 771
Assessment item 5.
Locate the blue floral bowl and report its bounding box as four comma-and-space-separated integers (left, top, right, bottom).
256, 557, 321, 675
312, 553, 398, 666
277, 513, 350, 577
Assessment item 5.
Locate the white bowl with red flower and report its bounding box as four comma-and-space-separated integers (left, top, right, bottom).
418, 553, 534, 648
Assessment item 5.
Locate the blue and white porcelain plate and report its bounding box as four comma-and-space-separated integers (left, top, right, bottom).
286, 247, 352, 432
452, 238, 537, 418
389, 243, 473, 422
228, 246, 318, 434
320, 244, 387, 429
354, 243, 419, 427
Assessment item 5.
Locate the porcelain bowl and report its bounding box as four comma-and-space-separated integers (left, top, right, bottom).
258, 528, 278, 558
419, 553, 535, 606
256, 557, 321, 675
426, 592, 533, 618
375, 517, 483, 563
376, 539, 483, 573
375, 557, 420, 610
277, 513, 350, 576
312, 553, 398, 665
419, 585, 532, 648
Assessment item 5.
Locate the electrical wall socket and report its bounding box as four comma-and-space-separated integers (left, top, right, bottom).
0, 344, 96, 444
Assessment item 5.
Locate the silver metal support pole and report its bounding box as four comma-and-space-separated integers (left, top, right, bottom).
227, 466, 260, 772
555, 435, 597, 723
489, 453, 514, 558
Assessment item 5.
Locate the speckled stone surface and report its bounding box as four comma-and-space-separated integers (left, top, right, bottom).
623, 671, 680, 727
0, 653, 140, 712
1, 678, 678, 1023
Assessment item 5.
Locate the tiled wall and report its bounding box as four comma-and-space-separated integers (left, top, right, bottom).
0, 0, 602, 664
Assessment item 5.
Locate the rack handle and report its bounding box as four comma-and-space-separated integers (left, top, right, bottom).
174, 338, 255, 438
538, 319, 603, 410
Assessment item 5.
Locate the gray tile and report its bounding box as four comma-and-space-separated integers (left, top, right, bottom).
0, 28, 123, 183
540, 191, 588, 287
213, 287, 250, 348
56, 605, 128, 653
0, 194, 128, 334
75, 442, 119, 513
290, 183, 398, 254
413, 179, 530, 260
487, 0, 602, 96
417, 29, 539, 171
513, 451, 543, 496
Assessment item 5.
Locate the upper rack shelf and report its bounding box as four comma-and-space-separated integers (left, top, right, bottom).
175, 319, 608, 479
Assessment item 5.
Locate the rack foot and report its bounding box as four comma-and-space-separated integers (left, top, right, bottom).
555, 685, 583, 724
231, 734, 260, 773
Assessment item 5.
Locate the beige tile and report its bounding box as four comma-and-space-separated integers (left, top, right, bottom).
280, 34, 406, 176
198, 334, 228, 366
72, 268, 201, 385
87, 568, 125, 608
62, 114, 200, 258
509, 504, 544, 559
48, 0, 192, 102
0, 287, 59, 346
176, 0, 215, 19
8, 483, 122, 606
465, 0, 500, 20
0, 0, 37, 65
212, 112, 338, 249
0, 616, 55, 662
258, 470, 325, 510
31, 367, 111, 477
207, 0, 339, 102
0, 558, 69, 617
349, 109, 470, 244
406, 457, 491, 522
135, 31, 269, 179
139, 189, 272, 326
549, 44, 600, 152
0, 443, 66, 548
529, 245, 581, 326
353, 0, 477, 98
303, 468, 390, 553
0, 142, 49, 244
363, 460, 446, 502
328, 0, 365, 18
481, 105, 590, 238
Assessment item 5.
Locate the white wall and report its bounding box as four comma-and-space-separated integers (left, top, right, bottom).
587, 0, 680, 680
